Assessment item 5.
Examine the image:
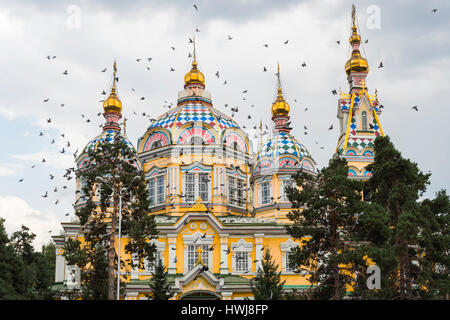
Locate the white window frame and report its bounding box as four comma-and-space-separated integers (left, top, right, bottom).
227, 176, 245, 207
231, 239, 253, 274
279, 177, 293, 203
131, 241, 166, 278
361, 110, 368, 131
148, 174, 165, 207
280, 238, 299, 274
183, 172, 210, 203
260, 181, 271, 205
182, 232, 214, 274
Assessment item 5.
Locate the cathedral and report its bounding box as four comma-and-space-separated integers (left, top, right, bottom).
52, 6, 384, 300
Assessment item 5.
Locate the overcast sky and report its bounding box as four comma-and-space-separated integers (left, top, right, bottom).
0, 0, 448, 249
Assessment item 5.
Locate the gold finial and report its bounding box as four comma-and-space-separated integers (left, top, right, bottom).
103, 60, 122, 113
193, 37, 197, 64
271, 62, 290, 117
112, 60, 117, 93
345, 5, 369, 76
276, 62, 282, 93
351, 4, 356, 29
184, 38, 205, 87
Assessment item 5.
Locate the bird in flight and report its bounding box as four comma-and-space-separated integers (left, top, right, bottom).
378, 61, 384, 68
170, 67, 175, 71
331, 90, 337, 95
263, 66, 267, 72
62, 70, 68, 75
284, 40, 289, 44
431, 9, 438, 13
301, 62, 307, 67
412, 105, 418, 111
227, 35, 233, 40
43, 98, 49, 102
101, 68, 107, 72
193, 4, 198, 10
336, 40, 340, 45
328, 124, 334, 130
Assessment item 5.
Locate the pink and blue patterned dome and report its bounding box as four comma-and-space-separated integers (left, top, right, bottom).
148, 101, 240, 134
254, 131, 316, 175
138, 98, 250, 153
77, 129, 140, 170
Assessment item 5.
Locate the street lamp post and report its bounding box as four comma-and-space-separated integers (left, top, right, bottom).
96, 175, 140, 300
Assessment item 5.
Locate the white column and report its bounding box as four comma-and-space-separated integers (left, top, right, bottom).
220, 234, 229, 274
55, 247, 65, 283
168, 234, 177, 274
131, 253, 139, 280
254, 234, 264, 271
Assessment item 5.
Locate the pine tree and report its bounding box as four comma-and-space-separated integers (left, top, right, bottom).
364, 135, 437, 299
0, 219, 55, 299
149, 258, 172, 300
63, 133, 158, 300
251, 249, 285, 300
285, 157, 367, 299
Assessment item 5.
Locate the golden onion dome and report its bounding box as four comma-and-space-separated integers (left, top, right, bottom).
272, 87, 290, 116
103, 88, 122, 113
345, 51, 369, 75
184, 60, 205, 87
345, 7, 369, 76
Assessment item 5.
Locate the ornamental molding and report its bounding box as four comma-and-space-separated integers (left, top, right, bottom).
280, 238, 299, 251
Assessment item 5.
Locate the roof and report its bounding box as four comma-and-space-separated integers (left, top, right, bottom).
148, 102, 240, 136
77, 129, 140, 169
254, 131, 316, 174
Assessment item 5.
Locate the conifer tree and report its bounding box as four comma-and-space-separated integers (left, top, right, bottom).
364, 136, 432, 299
286, 157, 367, 300
63, 133, 158, 300
149, 258, 172, 300
251, 249, 285, 300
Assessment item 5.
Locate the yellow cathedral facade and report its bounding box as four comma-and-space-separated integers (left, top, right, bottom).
52, 6, 384, 300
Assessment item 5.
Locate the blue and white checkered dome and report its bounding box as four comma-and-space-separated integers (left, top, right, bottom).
138, 98, 254, 154
254, 131, 317, 174
77, 129, 141, 170
148, 101, 241, 135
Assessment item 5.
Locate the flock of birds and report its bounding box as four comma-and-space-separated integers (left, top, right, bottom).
15, 4, 437, 237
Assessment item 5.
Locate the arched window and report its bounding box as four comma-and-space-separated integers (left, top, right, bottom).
190, 136, 204, 145
361, 111, 368, 131
231, 142, 238, 161
150, 141, 162, 150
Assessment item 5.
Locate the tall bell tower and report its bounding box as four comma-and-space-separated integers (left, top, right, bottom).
335, 5, 385, 179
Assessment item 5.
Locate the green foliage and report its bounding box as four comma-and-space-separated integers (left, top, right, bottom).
251, 249, 285, 300
286, 157, 367, 299
149, 258, 172, 300
62, 132, 158, 299
362, 135, 443, 299
0, 218, 55, 299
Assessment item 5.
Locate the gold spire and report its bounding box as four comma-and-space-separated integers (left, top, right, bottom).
184, 37, 205, 87
103, 60, 123, 113
271, 62, 290, 117
345, 5, 369, 76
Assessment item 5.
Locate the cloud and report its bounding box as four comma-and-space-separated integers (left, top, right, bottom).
0, 196, 61, 249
